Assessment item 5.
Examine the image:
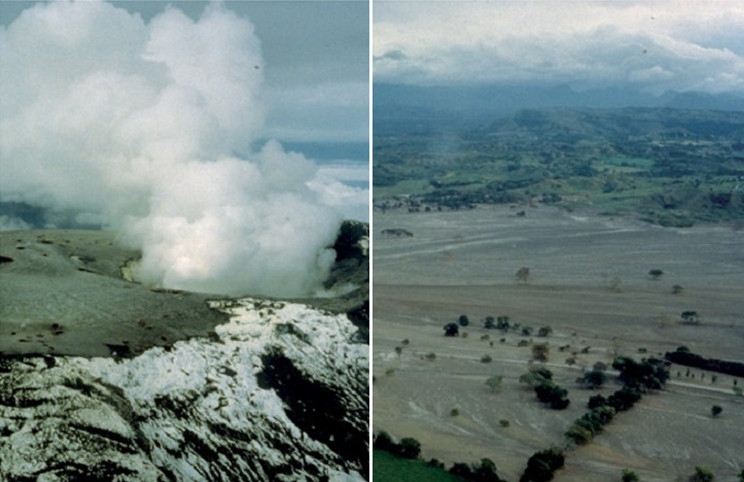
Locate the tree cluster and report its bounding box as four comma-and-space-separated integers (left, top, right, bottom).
612, 356, 669, 390
534, 381, 570, 410
450, 458, 507, 482
373, 431, 421, 459
519, 366, 554, 387
665, 346, 744, 378
565, 405, 617, 445
483, 315, 512, 331
519, 447, 565, 482
376, 431, 509, 482
566, 356, 669, 445
520, 367, 569, 409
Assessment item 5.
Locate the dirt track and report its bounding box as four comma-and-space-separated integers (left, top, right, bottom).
373, 205, 744, 481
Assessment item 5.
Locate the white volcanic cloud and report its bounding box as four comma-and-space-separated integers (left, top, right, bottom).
0, 1, 344, 297
374, 1, 744, 93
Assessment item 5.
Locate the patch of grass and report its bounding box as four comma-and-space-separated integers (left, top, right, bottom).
373, 450, 462, 482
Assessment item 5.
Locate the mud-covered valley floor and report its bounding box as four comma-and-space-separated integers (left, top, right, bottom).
373, 205, 743, 481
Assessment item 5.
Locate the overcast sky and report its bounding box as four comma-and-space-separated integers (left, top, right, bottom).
1, 0, 369, 144
374, 1, 744, 95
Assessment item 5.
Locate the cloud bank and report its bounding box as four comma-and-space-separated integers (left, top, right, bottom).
374, 1, 744, 94
0, 1, 347, 297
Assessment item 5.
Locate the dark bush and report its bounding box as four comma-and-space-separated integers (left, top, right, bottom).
520, 447, 564, 482
582, 369, 608, 389
373, 431, 396, 452
534, 381, 570, 409
450, 463, 474, 478
587, 394, 607, 409
444, 322, 460, 337
397, 437, 421, 459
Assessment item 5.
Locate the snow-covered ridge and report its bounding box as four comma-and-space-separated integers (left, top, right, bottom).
1, 299, 368, 481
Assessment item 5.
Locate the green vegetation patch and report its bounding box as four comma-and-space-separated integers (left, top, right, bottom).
373, 449, 463, 482
374, 108, 744, 225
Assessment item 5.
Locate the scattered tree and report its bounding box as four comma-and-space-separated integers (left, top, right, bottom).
450, 408, 460, 417
648, 269, 664, 280
481, 355, 493, 363
486, 375, 503, 393
711, 405, 722, 417
532, 342, 550, 362
672, 284, 683, 294
520, 366, 553, 387
484, 316, 496, 329
690, 466, 714, 482
681, 310, 700, 324
516, 267, 531, 284
444, 322, 460, 337
459, 314, 470, 326
582, 369, 608, 389
593, 361, 608, 372
537, 326, 553, 337
621, 469, 640, 482
496, 316, 511, 331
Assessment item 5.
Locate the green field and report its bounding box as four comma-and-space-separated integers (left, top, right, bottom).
373, 450, 462, 482
373, 108, 744, 225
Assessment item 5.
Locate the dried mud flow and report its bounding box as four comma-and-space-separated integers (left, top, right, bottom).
373, 205, 743, 482
0, 223, 369, 357
0, 230, 229, 357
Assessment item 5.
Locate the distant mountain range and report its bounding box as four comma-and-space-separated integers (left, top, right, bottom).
373, 83, 744, 134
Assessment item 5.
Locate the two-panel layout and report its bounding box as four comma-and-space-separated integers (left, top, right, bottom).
1, 1, 743, 481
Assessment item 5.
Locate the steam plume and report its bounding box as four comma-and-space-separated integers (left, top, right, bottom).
0, 1, 344, 297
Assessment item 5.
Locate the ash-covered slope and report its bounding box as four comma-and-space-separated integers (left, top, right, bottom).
0, 221, 370, 481
1, 299, 368, 481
